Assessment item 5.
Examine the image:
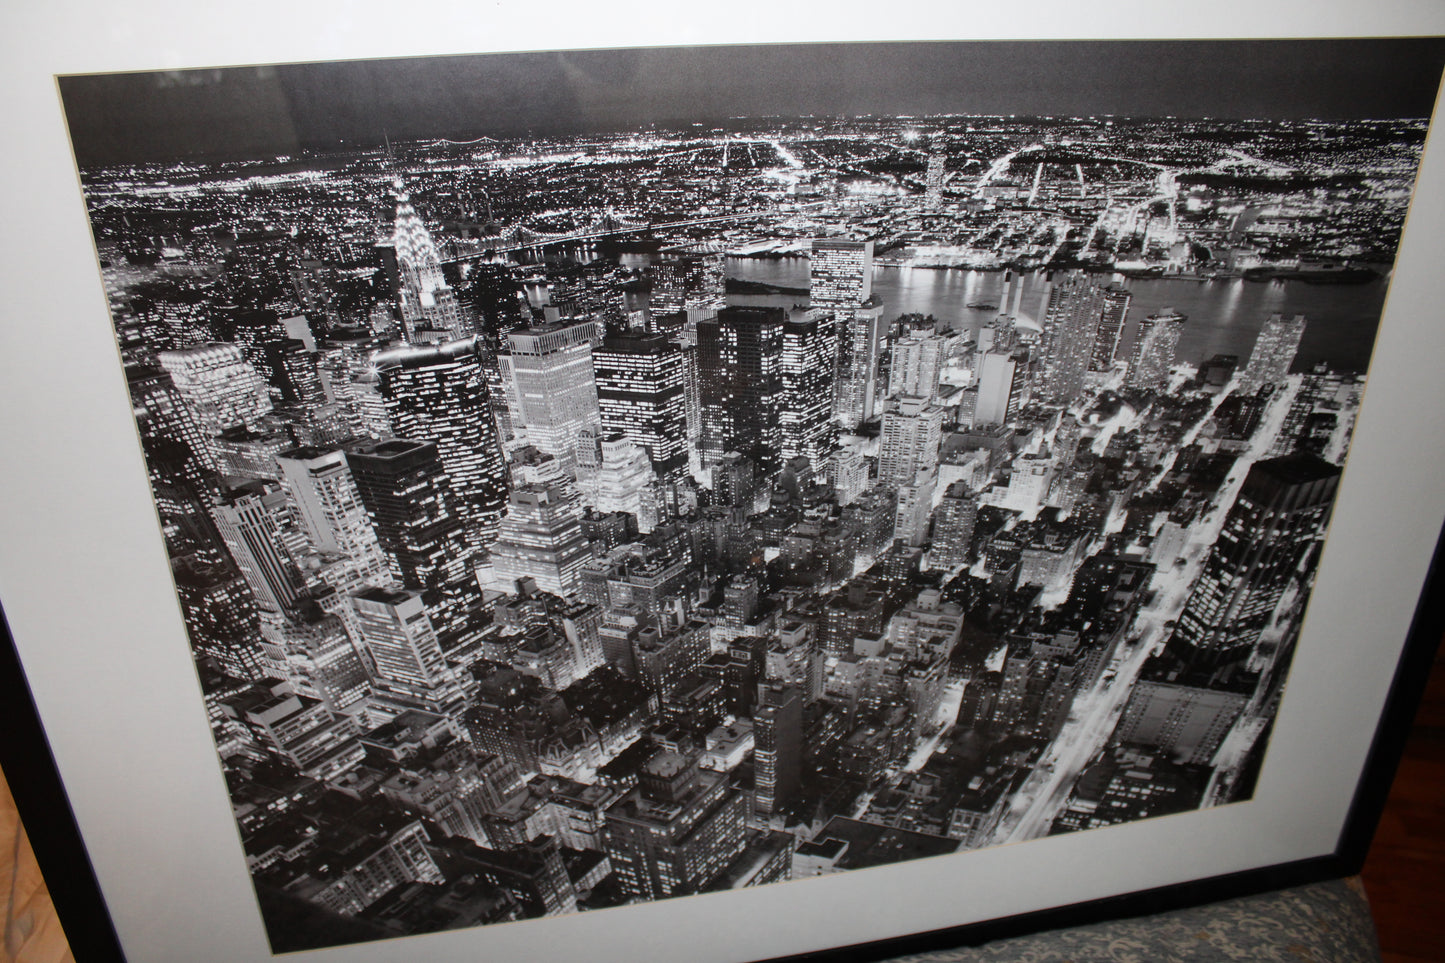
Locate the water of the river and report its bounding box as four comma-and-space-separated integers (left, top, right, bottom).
725, 258, 1393, 375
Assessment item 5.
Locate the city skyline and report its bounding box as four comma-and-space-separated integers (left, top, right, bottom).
58, 39, 1445, 167
56, 40, 1440, 954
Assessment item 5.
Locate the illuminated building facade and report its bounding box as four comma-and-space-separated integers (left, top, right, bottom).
1170, 453, 1341, 661
1038, 273, 1104, 404
374, 339, 509, 547
491, 482, 593, 598
276, 446, 390, 588
603, 750, 748, 902
754, 683, 802, 817
156, 342, 273, 468
1238, 314, 1307, 393
391, 186, 467, 342
210, 484, 305, 615
1091, 286, 1132, 372
592, 331, 688, 476
349, 585, 467, 718
780, 314, 836, 466
1128, 310, 1185, 390
346, 438, 482, 633
499, 320, 602, 480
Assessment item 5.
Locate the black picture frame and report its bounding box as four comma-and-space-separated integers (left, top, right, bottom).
5, 5, 1445, 962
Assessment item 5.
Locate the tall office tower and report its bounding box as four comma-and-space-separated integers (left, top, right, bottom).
809, 238, 874, 312
972, 350, 1025, 427
1238, 314, 1307, 393
349, 586, 467, 718
391, 185, 467, 343
694, 317, 729, 468
499, 320, 603, 480
258, 601, 372, 714
878, 396, 945, 486
1037, 273, 1105, 404
811, 238, 874, 392
374, 339, 509, 547
1170, 453, 1341, 663
156, 343, 273, 469
128, 364, 218, 547
275, 446, 390, 588
780, 314, 836, 466
710, 306, 785, 475
887, 326, 949, 401
833, 300, 886, 428
316, 328, 388, 436
930, 481, 979, 569
894, 472, 938, 547
128, 364, 210, 480
210, 484, 306, 615
1128, 310, 1186, 391
171, 554, 269, 681
263, 338, 327, 407
491, 482, 592, 598
1091, 286, 1132, 372
592, 331, 688, 476
603, 750, 749, 901
346, 439, 482, 634
925, 148, 947, 208
679, 339, 703, 453
754, 683, 803, 817
829, 446, 869, 506
590, 435, 659, 533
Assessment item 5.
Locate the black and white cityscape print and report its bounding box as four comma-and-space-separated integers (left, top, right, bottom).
58, 40, 1443, 953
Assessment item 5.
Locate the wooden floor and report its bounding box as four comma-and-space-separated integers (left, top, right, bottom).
1361, 639, 1445, 963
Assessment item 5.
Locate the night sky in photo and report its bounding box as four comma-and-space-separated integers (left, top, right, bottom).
58, 38, 1445, 166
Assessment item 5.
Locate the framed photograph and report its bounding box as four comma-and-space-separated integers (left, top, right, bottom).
4, 4, 1445, 962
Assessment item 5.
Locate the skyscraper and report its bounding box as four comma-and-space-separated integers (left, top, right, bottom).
589, 435, 659, 533
780, 314, 836, 466
833, 301, 886, 428
156, 343, 272, 469
391, 185, 467, 342
1091, 286, 1132, 372
809, 238, 873, 310
1170, 452, 1341, 662
210, 484, 305, 615
1038, 273, 1105, 404
811, 237, 875, 425
754, 683, 802, 817
349, 585, 467, 718
275, 446, 390, 588
930, 481, 979, 569
346, 438, 482, 633
490, 482, 593, 598
1239, 314, 1307, 393
374, 339, 509, 547
878, 396, 945, 487
887, 325, 950, 401
592, 331, 688, 476
972, 350, 1025, 427
499, 320, 603, 480
1128, 310, 1185, 391
700, 307, 785, 475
